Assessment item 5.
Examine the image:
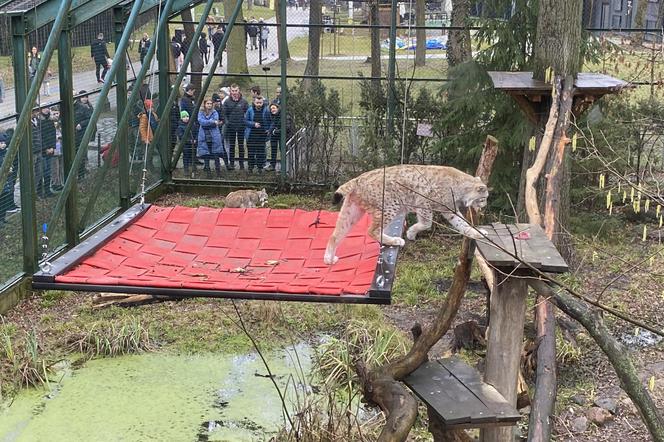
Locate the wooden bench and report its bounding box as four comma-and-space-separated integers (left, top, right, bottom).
404, 357, 521, 430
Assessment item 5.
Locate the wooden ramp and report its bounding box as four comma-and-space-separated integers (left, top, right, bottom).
404, 358, 521, 429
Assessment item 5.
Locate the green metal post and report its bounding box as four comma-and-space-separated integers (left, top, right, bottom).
11, 16, 38, 273
0, 0, 74, 202
386, 0, 398, 140
57, 19, 79, 246
142, 0, 216, 171
79, 0, 179, 228
157, 15, 172, 181
47, 0, 149, 238
279, 0, 288, 179
169, 0, 245, 168
114, 6, 130, 210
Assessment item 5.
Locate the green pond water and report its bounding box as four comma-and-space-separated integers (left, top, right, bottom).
0, 344, 311, 442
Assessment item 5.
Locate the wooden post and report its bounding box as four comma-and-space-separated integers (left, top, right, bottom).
481, 273, 528, 442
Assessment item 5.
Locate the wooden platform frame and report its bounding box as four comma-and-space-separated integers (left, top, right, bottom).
487, 71, 631, 124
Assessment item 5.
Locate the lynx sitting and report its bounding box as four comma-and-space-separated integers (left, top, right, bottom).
224, 188, 268, 208
324, 165, 489, 265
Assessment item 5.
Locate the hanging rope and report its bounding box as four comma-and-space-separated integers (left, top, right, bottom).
139, 0, 164, 207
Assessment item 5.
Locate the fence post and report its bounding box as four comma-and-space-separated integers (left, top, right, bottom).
114, 6, 131, 211
279, 0, 288, 179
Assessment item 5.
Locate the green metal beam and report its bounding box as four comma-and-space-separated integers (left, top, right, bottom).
114, 7, 131, 211
57, 24, 80, 246
78, 0, 176, 228
157, 16, 172, 182
279, 0, 287, 179
0, 0, 74, 218
170, 0, 244, 169
45, 0, 148, 239
10, 16, 38, 274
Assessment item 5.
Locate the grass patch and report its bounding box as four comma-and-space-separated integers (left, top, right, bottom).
0, 325, 55, 397
67, 317, 155, 358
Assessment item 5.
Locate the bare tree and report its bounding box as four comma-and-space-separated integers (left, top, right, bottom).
369, 0, 381, 90
223, 0, 251, 85
275, 0, 290, 60
447, 0, 471, 68
181, 8, 205, 92
303, 0, 322, 89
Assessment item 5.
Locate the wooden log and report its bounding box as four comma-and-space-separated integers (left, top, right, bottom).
530, 280, 664, 442
480, 273, 528, 442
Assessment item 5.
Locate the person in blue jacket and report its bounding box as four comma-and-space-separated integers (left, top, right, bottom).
197, 98, 224, 177
244, 95, 270, 173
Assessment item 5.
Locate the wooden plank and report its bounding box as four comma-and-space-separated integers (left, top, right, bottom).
505, 224, 543, 269
514, 223, 569, 273
438, 358, 521, 425
405, 361, 491, 426
475, 224, 517, 267
488, 71, 630, 95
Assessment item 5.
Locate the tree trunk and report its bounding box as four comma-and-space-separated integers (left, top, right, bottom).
181, 8, 204, 92
447, 0, 471, 68
275, 0, 290, 60
414, 0, 426, 67
223, 0, 251, 86
369, 0, 381, 91
633, 0, 648, 46
533, 0, 582, 80
531, 280, 664, 442
302, 0, 322, 89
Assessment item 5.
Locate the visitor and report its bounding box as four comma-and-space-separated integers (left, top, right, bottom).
36, 107, 57, 198
199, 33, 210, 65
259, 19, 269, 50
27, 46, 40, 83
74, 91, 95, 180
222, 84, 249, 170
138, 99, 160, 171
243, 95, 269, 173
177, 110, 196, 176
197, 98, 224, 178
171, 36, 183, 71
246, 19, 259, 51
90, 33, 110, 83
138, 33, 152, 65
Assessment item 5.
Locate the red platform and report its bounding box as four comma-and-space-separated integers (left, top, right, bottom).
33, 205, 397, 303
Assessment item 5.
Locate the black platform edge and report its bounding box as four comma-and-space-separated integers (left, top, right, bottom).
368, 214, 405, 302
29, 282, 392, 305
32, 203, 152, 284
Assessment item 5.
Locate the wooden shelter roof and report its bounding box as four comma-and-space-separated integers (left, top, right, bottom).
487, 71, 630, 95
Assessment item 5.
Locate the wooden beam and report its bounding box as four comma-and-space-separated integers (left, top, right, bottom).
480, 273, 528, 442
510, 94, 539, 125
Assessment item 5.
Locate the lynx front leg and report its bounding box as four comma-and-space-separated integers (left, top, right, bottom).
443, 211, 487, 239
324, 199, 364, 265
406, 208, 433, 240
368, 211, 406, 247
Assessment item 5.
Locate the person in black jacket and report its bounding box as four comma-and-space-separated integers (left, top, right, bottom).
138, 33, 151, 65
90, 33, 110, 83
74, 91, 95, 179
246, 19, 259, 50
36, 107, 57, 197
199, 33, 210, 65
211, 26, 224, 60
222, 84, 249, 170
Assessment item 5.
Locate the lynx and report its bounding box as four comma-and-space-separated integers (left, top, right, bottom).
324, 165, 489, 265
224, 188, 268, 208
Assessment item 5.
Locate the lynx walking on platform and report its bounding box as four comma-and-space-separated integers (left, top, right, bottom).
324, 165, 489, 265
224, 188, 268, 208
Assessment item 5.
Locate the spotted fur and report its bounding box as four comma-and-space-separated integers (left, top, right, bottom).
225, 188, 268, 208
324, 165, 489, 265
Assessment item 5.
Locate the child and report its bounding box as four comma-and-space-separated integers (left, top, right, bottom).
43, 69, 53, 96
177, 110, 196, 176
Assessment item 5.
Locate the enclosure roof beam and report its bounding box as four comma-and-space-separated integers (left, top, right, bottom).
10, 0, 206, 34
9, 0, 125, 33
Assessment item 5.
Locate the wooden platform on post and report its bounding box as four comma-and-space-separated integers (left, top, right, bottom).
472, 223, 569, 442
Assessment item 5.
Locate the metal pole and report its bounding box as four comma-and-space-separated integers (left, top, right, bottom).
157, 13, 172, 181
57, 21, 79, 246
10, 16, 38, 274
47, 0, 147, 239
0, 0, 74, 202
170, 0, 245, 169
279, 0, 288, 179
78, 0, 173, 230
114, 6, 130, 211
386, 0, 398, 140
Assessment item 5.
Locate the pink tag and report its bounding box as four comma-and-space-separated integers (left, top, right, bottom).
515, 231, 531, 240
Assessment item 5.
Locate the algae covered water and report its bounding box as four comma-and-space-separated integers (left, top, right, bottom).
0, 344, 311, 441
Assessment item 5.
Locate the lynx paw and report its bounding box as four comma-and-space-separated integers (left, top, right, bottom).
406, 228, 418, 241
324, 254, 339, 265
384, 236, 406, 247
